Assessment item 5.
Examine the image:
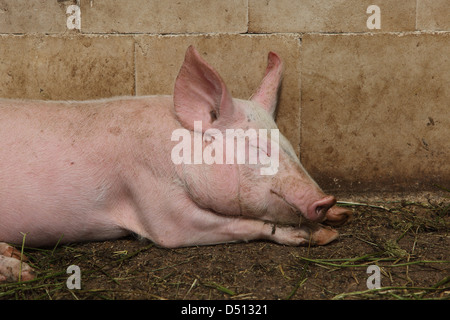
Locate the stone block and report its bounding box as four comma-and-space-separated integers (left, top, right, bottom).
0, 0, 69, 33
0, 35, 135, 100
81, 0, 248, 34
249, 0, 416, 33
300, 33, 450, 191
417, 0, 450, 31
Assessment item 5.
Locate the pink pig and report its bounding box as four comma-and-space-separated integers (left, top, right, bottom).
0, 46, 351, 282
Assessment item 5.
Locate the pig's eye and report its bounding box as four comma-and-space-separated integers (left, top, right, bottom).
258, 144, 269, 156
249, 138, 270, 157
249, 138, 260, 150
257, 138, 271, 157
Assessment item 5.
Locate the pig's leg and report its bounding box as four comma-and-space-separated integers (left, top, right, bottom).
0, 242, 35, 282
221, 218, 339, 246
148, 208, 338, 248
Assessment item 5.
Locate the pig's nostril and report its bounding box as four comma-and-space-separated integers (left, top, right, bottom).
310, 196, 336, 221
315, 206, 326, 216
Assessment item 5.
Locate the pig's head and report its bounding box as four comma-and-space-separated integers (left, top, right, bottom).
172, 45, 351, 227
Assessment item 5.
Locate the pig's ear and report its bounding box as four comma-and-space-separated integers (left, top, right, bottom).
250, 52, 283, 118
174, 46, 235, 132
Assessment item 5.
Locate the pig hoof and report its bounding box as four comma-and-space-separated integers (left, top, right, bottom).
324, 206, 353, 226
0, 243, 35, 282
310, 226, 339, 245
0, 242, 29, 261
272, 225, 339, 246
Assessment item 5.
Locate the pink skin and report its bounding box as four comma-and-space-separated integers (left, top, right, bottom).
0, 46, 351, 282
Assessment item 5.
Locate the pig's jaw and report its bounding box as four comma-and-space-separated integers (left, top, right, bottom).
269, 188, 304, 220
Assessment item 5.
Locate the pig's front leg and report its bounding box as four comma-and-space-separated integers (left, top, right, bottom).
222, 218, 339, 246
264, 222, 339, 246
0, 242, 35, 282
148, 207, 338, 248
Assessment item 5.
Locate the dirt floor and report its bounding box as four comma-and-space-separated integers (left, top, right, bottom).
0, 191, 448, 300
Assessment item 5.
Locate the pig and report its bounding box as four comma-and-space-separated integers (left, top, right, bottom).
0, 46, 351, 282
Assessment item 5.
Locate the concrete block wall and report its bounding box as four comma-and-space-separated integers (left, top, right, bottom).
0, 0, 448, 192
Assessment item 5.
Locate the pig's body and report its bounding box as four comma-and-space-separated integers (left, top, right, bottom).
0, 96, 177, 246
0, 46, 351, 282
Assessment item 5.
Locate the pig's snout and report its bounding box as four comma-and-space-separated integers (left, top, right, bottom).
308, 196, 336, 222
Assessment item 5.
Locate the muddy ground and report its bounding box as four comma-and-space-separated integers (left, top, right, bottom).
0, 191, 448, 300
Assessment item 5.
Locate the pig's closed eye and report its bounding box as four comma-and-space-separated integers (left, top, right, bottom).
258, 145, 269, 156
257, 140, 271, 157
249, 140, 267, 156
